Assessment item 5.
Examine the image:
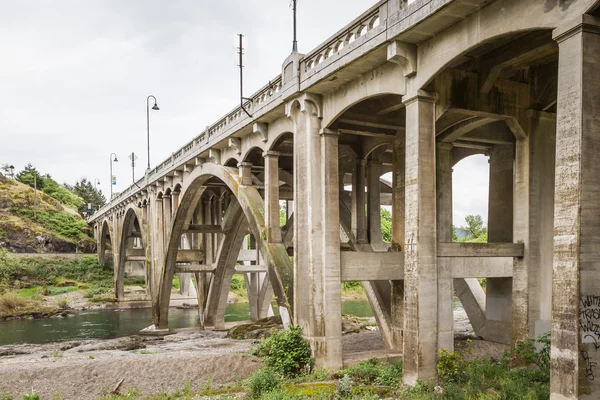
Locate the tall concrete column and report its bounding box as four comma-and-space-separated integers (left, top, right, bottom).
403, 90, 438, 384
352, 159, 368, 244
152, 196, 165, 327
142, 203, 152, 299
367, 159, 385, 251
390, 131, 405, 350
264, 151, 282, 243
320, 128, 342, 368
486, 144, 514, 344
436, 142, 454, 351
204, 197, 214, 266
551, 15, 600, 399
289, 96, 342, 369
163, 194, 173, 249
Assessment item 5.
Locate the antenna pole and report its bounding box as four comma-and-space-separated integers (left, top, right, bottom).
238, 33, 252, 118
292, 0, 298, 52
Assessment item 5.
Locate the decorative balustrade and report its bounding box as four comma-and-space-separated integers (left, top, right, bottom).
89, 2, 395, 222
302, 4, 382, 73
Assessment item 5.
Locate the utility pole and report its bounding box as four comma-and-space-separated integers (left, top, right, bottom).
129, 152, 138, 183
33, 174, 37, 221
237, 34, 252, 118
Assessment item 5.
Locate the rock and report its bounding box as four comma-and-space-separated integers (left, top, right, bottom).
227, 316, 283, 340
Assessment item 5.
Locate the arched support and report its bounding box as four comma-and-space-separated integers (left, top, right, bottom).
155, 163, 293, 331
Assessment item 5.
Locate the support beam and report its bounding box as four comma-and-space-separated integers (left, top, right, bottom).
185, 224, 223, 234
340, 252, 403, 281
403, 90, 438, 383
551, 16, 600, 399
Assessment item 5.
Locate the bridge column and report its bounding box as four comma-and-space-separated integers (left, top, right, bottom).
142, 202, 152, 299
290, 96, 342, 369
390, 131, 405, 351
352, 159, 368, 244
402, 90, 438, 384
436, 142, 454, 352
264, 151, 282, 243
152, 196, 165, 327
485, 144, 514, 345
367, 158, 385, 251
551, 15, 600, 399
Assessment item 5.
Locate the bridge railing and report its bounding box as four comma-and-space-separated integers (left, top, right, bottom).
89, 1, 396, 222
300, 1, 386, 80
89, 74, 284, 221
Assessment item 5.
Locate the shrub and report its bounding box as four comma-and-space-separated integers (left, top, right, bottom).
57, 298, 69, 309
250, 326, 313, 377
437, 349, 466, 384
338, 358, 402, 388
0, 292, 26, 313
246, 367, 281, 399
335, 374, 353, 398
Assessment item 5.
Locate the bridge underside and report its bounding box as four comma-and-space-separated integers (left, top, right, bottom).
91, 1, 600, 398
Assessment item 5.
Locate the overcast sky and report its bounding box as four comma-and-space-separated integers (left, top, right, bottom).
0, 0, 488, 227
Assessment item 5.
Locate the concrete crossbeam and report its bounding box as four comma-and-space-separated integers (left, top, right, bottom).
437, 243, 524, 257
340, 252, 403, 281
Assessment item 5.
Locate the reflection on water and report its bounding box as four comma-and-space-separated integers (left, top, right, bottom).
0, 298, 461, 346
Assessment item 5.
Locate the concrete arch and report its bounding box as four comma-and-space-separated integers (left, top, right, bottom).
99, 220, 113, 266
116, 206, 147, 300
321, 61, 406, 128
241, 145, 265, 164
410, 0, 593, 92
223, 157, 239, 168
268, 131, 293, 152
156, 162, 293, 329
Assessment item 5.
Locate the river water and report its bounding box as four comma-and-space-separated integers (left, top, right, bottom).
0, 299, 464, 346
0, 300, 375, 346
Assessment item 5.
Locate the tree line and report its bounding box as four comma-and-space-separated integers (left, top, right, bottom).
1, 163, 106, 217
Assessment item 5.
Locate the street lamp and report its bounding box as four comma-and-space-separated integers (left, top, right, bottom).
109, 153, 118, 199
146, 95, 160, 171
94, 178, 101, 190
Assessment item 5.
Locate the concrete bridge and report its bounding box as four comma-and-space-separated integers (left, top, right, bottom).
89, 0, 600, 397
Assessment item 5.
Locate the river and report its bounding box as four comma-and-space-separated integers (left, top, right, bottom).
0, 298, 464, 346
0, 299, 376, 346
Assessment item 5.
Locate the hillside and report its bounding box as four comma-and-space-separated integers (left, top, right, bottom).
0, 173, 95, 253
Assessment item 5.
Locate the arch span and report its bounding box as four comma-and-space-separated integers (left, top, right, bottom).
156, 162, 293, 329
116, 206, 147, 300
99, 220, 113, 266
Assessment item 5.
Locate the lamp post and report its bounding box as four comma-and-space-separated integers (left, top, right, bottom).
109, 153, 118, 199
146, 95, 160, 171
94, 178, 101, 190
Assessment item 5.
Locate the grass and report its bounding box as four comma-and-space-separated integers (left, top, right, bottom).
0, 249, 112, 293
10, 207, 90, 241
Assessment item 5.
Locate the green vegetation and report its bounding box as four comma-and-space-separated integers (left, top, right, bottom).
454, 214, 488, 243
250, 325, 314, 377
10, 207, 90, 241
380, 207, 392, 243
0, 249, 112, 316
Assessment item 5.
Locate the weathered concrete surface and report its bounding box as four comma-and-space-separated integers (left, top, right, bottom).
551, 14, 600, 400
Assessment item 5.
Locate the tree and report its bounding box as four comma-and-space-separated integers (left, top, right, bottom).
380, 207, 392, 243
452, 225, 459, 242
67, 178, 106, 216
0, 164, 15, 178
15, 163, 43, 189
463, 214, 486, 239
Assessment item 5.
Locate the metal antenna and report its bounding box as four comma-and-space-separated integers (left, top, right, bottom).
237, 34, 252, 118
290, 0, 298, 52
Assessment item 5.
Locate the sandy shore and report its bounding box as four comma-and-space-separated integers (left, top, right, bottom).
0, 330, 259, 399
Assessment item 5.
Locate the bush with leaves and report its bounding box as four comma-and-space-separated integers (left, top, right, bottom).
246, 367, 281, 399
250, 326, 313, 377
